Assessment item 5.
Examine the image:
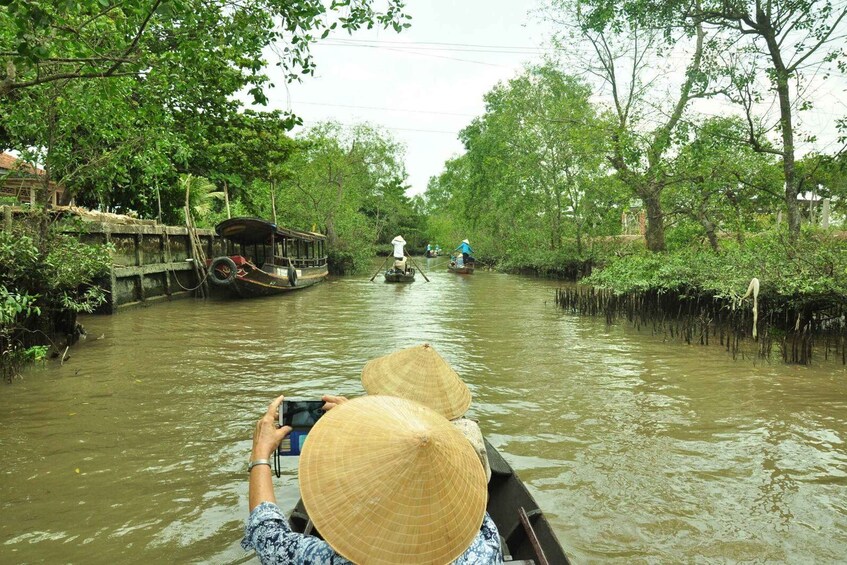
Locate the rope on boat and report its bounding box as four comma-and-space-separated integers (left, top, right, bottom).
168, 261, 211, 292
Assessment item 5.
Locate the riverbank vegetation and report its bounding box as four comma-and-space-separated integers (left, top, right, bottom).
554, 229, 847, 364
0, 1, 415, 377
421, 1, 846, 362
2, 1, 846, 370
0, 216, 111, 381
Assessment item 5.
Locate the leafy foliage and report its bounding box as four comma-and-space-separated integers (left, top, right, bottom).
586, 229, 847, 308
0, 0, 410, 98
556, 0, 847, 239
0, 216, 112, 380
543, 0, 715, 251
180, 174, 224, 223
424, 64, 626, 266
268, 121, 409, 271
0, 284, 44, 381
665, 116, 783, 249
0, 0, 409, 218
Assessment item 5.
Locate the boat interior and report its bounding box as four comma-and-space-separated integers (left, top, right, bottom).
223, 238, 327, 272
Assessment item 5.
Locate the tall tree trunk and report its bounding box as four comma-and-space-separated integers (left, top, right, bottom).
697, 215, 719, 251
326, 166, 344, 248
756, 11, 800, 236
696, 197, 719, 251
643, 190, 666, 252
325, 214, 338, 248
773, 72, 799, 235
575, 222, 583, 255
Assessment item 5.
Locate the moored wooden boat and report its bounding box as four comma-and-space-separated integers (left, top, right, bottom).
384, 267, 416, 283
207, 217, 328, 298
287, 439, 570, 564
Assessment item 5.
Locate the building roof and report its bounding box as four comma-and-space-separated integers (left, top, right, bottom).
0, 152, 66, 205
0, 152, 45, 176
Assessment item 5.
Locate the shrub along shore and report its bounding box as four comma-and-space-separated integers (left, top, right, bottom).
534, 229, 846, 365
1, 212, 111, 381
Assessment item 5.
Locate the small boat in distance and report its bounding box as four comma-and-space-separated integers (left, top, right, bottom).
287, 439, 571, 564
448, 255, 475, 275
384, 267, 415, 283
207, 217, 328, 298
425, 244, 440, 258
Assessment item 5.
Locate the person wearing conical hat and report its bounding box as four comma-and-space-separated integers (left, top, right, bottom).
454, 238, 474, 266
361, 343, 491, 482
391, 234, 408, 273
242, 394, 504, 565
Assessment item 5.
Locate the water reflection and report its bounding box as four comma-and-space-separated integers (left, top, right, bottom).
0, 267, 846, 563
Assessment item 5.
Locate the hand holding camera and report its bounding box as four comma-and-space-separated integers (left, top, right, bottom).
277, 395, 348, 456
250, 393, 350, 459
251, 394, 292, 461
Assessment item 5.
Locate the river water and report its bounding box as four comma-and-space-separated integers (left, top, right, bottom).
2, 262, 846, 563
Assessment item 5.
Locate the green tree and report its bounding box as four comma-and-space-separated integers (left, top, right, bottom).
2, 74, 185, 213
0, 0, 410, 98
361, 176, 421, 246
422, 154, 474, 250
691, 0, 846, 237
172, 110, 299, 222
0, 0, 410, 214
273, 121, 410, 271
543, 0, 712, 252
433, 64, 621, 264
564, 0, 847, 238
796, 150, 847, 223
667, 116, 782, 249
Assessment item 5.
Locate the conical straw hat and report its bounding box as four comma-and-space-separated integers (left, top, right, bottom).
361, 344, 471, 420
299, 395, 488, 565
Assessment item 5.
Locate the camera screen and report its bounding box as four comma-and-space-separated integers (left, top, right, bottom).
281, 400, 325, 429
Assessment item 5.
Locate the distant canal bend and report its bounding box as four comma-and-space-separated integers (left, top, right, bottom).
1, 264, 846, 563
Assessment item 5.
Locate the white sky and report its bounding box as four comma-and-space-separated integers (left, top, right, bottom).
258, 1, 846, 197
261, 0, 551, 196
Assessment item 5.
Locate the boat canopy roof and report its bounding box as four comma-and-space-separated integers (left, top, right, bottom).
215, 217, 326, 245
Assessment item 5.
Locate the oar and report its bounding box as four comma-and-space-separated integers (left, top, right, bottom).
405, 251, 430, 282
427, 257, 450, 269
369, 255, 390, 282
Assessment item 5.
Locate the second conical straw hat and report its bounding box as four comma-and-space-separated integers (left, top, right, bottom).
361, 343, 471, 420
299, 395, 488, 565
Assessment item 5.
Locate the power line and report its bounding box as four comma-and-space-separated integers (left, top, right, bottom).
322, 41, 545, 55
320, 36, 704, 64
292, 100, 476, 118
322, 37, 549, 53
299, 120, 459, 135
317, 41, 513, 68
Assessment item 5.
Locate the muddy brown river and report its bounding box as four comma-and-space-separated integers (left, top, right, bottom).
2, 263, 846, 563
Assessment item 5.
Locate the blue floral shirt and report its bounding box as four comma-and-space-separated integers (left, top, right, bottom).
242, 502, 504, 564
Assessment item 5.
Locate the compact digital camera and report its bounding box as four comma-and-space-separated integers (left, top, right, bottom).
277, 399, 324, 456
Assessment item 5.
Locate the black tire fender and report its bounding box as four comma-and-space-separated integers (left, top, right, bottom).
209, 256, 237, 286
287, 264, 298, 287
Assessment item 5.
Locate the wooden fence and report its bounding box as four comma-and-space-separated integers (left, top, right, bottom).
81, 222, 224, 313
2, 207, 224, 313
